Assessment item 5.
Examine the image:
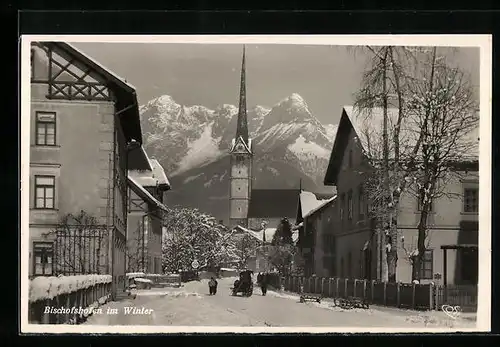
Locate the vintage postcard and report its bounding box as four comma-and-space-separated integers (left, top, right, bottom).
20, 34, 491, 334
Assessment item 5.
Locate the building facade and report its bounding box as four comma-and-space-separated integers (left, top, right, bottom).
29, 42, 143, 298
323, 106, 479, 284
295, 191, 336, 277
127, 146, 171, 274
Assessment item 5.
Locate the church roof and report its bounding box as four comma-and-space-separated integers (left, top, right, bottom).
235, 45, 249, 146
247, 189, 300, 219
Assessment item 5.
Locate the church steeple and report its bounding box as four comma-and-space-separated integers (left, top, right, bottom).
235, 45, 249, 145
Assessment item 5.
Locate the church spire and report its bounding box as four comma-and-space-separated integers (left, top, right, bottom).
235, 45, 249, 145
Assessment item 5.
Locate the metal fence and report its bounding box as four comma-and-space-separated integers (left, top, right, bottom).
54, 226, 109, 275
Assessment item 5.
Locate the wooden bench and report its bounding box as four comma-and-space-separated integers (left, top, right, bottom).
332, 296, 369, 309
299, 293, 322, 303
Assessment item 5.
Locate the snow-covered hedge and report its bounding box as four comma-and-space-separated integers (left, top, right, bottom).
126, 272, 146, 278
29, 274, 112, 302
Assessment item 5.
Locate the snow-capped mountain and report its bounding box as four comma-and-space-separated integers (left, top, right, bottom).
139, 93, 336, 223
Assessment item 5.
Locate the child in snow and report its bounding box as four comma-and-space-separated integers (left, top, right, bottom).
208, 277, 218, 295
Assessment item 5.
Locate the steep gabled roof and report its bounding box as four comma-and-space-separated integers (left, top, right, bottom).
247, 189, 300, 219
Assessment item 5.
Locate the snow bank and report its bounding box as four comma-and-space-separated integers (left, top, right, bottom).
126, 272, 146, 278
29, 274, 112, 302
134, 278, 153, 283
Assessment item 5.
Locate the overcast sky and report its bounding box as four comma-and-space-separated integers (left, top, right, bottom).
72, 42, 479, 125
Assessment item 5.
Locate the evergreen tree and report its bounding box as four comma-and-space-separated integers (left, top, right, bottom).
272, 217, 294, 246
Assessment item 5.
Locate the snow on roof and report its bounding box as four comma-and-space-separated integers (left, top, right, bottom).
233, 225, 298, 243
300, 191, 335, 218
304, 195, 337, 219
127, 175, 167, 211
149, 158, 170, 187
65, 42, 137, 91
128, 153, 170, 189
342, 105, 479, 161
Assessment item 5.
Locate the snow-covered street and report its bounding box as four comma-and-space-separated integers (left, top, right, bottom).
84, 277, 476, 329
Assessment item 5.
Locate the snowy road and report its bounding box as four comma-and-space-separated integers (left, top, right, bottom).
84, 277, 476, 329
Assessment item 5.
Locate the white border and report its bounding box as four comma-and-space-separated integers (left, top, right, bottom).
20, 34, 492, 334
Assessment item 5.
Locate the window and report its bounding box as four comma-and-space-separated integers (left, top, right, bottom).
358, 186, 365, 220
419, 249, 433, 280
34, 175, 55, 209
33, 242, 54, 276
340, 194, 345, 221
464, 188, 479, 213
347, 190, 353, 221
35, 112, 56, 146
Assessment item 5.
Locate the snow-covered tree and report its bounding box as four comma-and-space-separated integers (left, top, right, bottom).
271, 217, 294, 246
231, 233, 257, 270
268, 217, 296, 276
353, 46, 478, 282
353, 46, 420, 282
404, 47, 479, 281
161, 207, 238, 272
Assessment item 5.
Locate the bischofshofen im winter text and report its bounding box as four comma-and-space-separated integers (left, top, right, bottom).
44, 306, 154, 315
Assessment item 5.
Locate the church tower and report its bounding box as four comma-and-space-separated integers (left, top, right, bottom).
229, 46, 253, 229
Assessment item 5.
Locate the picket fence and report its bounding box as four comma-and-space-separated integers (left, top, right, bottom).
269, 276, 437, 311
268, 276, 478, 312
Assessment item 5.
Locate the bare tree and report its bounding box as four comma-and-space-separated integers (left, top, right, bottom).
404, 48, 479, 281
353, 46, 420, 282
354, 46, 478, 283
44, 210, 108, 275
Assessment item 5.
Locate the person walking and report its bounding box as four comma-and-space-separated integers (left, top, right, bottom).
260, 272, 268, 296
257, 272, 263, 286
208, 277, 218, 295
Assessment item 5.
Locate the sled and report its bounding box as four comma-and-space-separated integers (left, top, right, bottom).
332, 296, 369, 309
299, 293, 322, 303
